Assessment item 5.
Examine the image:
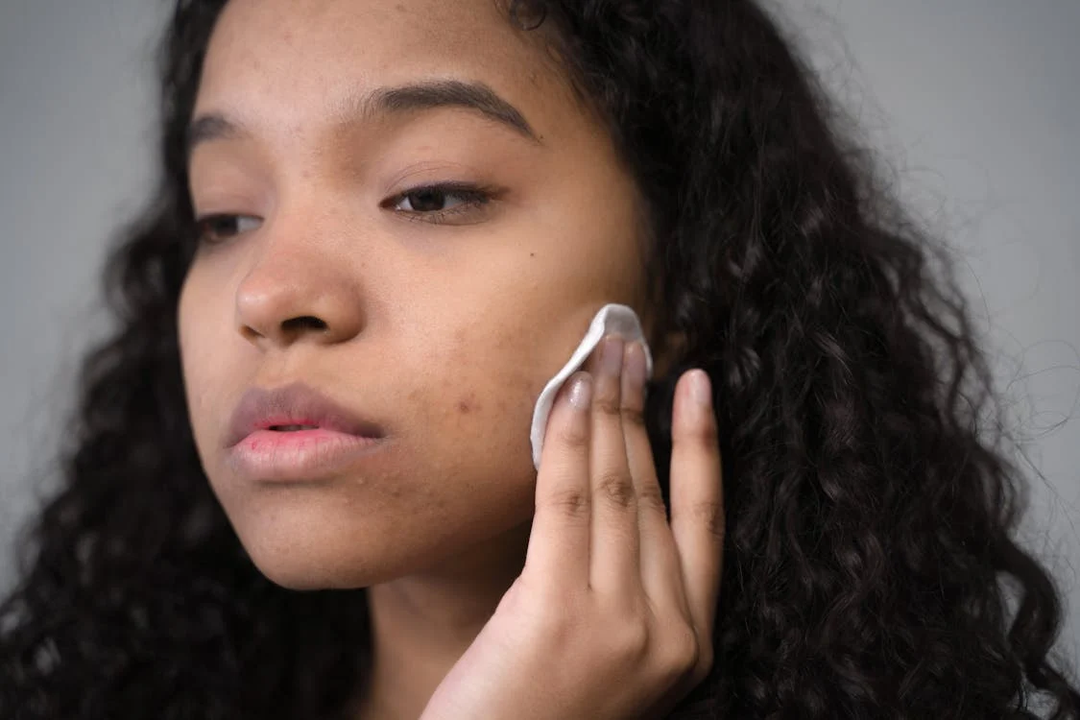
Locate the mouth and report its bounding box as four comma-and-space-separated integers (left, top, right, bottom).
225, 382, 386, 448
226, 426, 387, 481
224, 382, 389, 480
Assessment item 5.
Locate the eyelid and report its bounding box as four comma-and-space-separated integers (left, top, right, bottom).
381, 181, 502, 225
194, 212, 262, 245
191, 180, 503, 244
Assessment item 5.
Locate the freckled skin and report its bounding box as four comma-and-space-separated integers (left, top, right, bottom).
456, 393, 478, 414
175, 4, 697, 715
178, 0, 667, 593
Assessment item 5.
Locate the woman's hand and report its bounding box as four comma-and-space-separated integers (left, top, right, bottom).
418, 335, 725, 720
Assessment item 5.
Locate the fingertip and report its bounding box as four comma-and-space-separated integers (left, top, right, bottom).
567, 371, 593, 411
688, 369, 712, 408
674, 370, 711, 430
544, 372, 592, 455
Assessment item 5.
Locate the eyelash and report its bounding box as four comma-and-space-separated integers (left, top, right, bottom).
193, 182, 496, 245
382, 182, 496, 223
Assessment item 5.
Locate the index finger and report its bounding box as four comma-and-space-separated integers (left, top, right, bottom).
524, 371, 594, 588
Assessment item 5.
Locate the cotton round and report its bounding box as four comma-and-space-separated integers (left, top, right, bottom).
530, 303, 654, 469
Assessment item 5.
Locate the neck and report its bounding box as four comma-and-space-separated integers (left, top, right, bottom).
354, 520, 532, 720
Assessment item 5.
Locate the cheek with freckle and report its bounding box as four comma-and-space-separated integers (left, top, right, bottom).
456, 392, 478, 415
426, 330, 546, 484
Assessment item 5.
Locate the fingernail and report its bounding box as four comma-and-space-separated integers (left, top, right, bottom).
568, 372, 593, 410
600, 335, 625, 375
690, 369, 711, 407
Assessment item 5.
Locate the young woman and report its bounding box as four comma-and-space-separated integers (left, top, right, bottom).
2, 0, 1078, 718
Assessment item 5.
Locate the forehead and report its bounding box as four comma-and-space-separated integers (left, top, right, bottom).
196, 0, 562, 128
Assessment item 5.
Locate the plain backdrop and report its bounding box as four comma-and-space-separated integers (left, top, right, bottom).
2, 0, 1078, 674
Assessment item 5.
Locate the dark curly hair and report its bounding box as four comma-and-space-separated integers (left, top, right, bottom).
2, 0, 1078, 717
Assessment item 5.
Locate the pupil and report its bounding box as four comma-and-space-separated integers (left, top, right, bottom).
409, 190, 445, 212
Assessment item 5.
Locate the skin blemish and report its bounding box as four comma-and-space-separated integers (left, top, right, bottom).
456, 393, 478, 414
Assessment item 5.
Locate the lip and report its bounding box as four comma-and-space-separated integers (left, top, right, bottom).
225, 382, 388, 480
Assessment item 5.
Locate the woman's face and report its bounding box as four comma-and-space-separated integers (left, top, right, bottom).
178, 0, 654, 589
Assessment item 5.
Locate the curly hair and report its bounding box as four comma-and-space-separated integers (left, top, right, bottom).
2, 0, 1078, 717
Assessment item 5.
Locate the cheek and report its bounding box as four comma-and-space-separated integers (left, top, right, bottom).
177, 268, 232, 458
419, 325, 544, 489
390, 319, 550, 534
177, 277, 204, 419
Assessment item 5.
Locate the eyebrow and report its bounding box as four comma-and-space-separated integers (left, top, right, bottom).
186, 79, 541, 159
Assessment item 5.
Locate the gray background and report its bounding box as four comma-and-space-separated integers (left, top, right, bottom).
2, 0, 1078, 672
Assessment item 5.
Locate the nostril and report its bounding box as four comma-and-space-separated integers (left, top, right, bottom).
281, 316, 328, 333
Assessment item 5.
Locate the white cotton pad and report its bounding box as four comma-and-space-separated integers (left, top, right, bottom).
530, 303, 653, 469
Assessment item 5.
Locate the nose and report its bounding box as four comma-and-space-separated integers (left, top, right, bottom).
235, 241, 365, 350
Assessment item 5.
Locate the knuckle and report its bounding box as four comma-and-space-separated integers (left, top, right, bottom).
675, 413, 718, 445
693, 500, 726, 540
594, 393, 622, 417
620, 404, 646, 428
612, 621, 651, 661
655, 623, 701, 685
669, 623, 701, 671
698, 411, 719, 440
637, 486, 667, 515
546, 488, 590, 518
596, 471, 636, 509
555, 419, 589, 448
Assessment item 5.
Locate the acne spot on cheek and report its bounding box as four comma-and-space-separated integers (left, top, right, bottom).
456, 393, 479, 415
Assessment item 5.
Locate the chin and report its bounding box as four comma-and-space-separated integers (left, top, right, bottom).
227, 514, 398, 590
210, 465, 534, 591
255, 564, 369, 592
232, 508, 478, 592
244, 540, 401, 591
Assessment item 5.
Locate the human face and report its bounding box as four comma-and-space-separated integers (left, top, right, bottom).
178, 0, 653, 590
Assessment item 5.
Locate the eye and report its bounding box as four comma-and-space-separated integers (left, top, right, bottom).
396, 187, 469, 212
383, 183, 496, 225
194, 214, 262, 245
